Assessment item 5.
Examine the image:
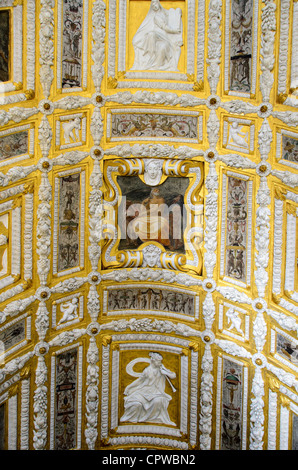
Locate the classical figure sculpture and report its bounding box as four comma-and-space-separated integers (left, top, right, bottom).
131, 0, 183, 72
120, 352, 176, 426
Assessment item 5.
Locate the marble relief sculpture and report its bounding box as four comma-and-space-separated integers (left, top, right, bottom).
228, 122, 249, 149
226, 307, 243, 335
131, 0, 183, 72
62, 117, 81, 144
120, 352, 176, 426
143, 159, 163, 186
58, 297, 79, 324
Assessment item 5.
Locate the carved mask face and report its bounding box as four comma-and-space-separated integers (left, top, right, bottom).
147, 163, 159, 179
144, 251, 158, 267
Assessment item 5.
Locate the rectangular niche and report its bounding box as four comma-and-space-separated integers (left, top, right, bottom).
272, 187, 298, 308
102, 284, 199, 322
55, 112, 87, 151
271, 328, 298, 374
53, 167, 86, 277
0, 184, 34, 296
224, 0, 259, 98
0, 123, 35, 168
107, 0, 206, 91
215, 355, 248, 450
50, 345, 83, 450
275, 127, 298, 170
277, 0, 298, 106
0, 391, 17, 450
220, 171, 253, 289
106, 108, 203, 144
0, 9, 10, 83
56, 0, 89, 93
0, 314, 31, 362
0, 0, 36, 105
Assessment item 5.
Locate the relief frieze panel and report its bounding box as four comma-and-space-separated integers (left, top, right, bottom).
106, 108, 203, 144
218, 299, 250, 343
103, 284, 198, 321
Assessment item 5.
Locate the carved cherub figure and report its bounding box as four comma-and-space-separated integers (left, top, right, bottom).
58, 297, 79, 324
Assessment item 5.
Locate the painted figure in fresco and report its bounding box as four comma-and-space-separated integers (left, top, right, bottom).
120, 352, 176, 426
131, 0, 183, 71
127, 188, 170, 247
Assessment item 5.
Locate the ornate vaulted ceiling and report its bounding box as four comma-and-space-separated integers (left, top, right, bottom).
0, 0, 297, 451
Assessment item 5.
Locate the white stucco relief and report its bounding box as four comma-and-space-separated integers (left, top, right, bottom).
131, 0, 183, 72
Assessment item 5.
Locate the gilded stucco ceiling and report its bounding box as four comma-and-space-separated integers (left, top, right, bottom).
0, 0, 297, 451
